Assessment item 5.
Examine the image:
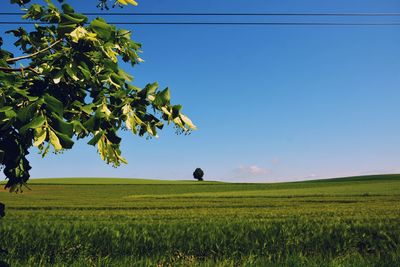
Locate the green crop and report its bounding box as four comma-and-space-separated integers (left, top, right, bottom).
0, 174, 399, 266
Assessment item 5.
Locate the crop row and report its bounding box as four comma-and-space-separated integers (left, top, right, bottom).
1, 217, 399, 266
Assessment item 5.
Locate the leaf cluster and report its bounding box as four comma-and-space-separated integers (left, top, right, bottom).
0, 0, 195, 191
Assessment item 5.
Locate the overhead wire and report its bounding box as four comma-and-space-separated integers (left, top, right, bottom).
0, 22, 399, 26
1, 12, 400, 16
1, 12, 400, 26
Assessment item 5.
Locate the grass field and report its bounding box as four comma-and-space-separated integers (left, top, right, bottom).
0, 175, 400, 266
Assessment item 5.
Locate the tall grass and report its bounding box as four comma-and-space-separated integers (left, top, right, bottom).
0, 175, 399, 266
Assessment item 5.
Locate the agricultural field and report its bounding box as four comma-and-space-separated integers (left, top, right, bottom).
0, 174, 400, 266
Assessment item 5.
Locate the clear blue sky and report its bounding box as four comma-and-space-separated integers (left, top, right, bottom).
1, 0, 400, 182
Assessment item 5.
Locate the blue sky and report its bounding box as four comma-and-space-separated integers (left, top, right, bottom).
1, 0, 400, 182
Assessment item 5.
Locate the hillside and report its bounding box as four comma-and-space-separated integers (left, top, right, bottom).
1, 174, 400, 186
305, 174, 400, 183
25, 177, 222, 185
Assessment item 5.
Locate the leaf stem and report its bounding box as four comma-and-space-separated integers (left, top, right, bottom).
5, 39, 63, 63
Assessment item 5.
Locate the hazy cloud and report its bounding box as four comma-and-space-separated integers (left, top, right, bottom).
233, 165, 270, 178
271, 158, 281, 165
303, 174, 318, 180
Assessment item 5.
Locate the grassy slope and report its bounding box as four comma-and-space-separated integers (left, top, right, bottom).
1, 174, 399, 208
1, 174, 399, 200
1, 174, 399, 266
304, 173, 400, 183
26, 177, 222, 185
22, 174, 400, 197
26, 173, 400, 184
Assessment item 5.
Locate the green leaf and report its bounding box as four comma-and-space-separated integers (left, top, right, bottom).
78, 65, 91, 80
3, 110, 17, 120
49, 129, 62, 151
146, 82, 158, 95
44, 94, 64, 116
97, 137, 106, 161
23, 4, 44, 20
61, 3, 75, 14
81, 104, 94, 115
99, 103, 111, 118
153, 88, 170, 106
127, 84, 141, 92
33, 127, 47, 147
121, 104, 131, 115
117, 68, 133, 82
72, 120, 87, 135
117, 29, 131, 40
54, 130, 74, 149
125, 113, 136, 133
103, 46, 118, 63
65, 64, 79, 81
83, 115, 99, 131
119, 156, 128, 164
88, 131, 104, 146
90, 18, 113, 40
0, 106, 13, 112
60, 13, 87, 25
17, 103, 39, 123
26, 95, 39, 102
69, 26, 86, 43
20, 116, 46, 134
57, 23, 77, 36
13, 88, 39, 101
50, 113, 73, 137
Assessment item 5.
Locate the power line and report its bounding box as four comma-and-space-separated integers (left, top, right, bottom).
2, 12, 399, 27
1, 12, 400, 16
0, 21, 400, 26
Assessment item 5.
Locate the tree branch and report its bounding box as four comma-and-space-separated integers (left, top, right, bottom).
5, 39, 63, 63
0, 66, 37, 73
28, 67, 40, 75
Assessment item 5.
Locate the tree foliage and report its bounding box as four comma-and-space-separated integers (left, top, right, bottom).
0, 202, 4, 218
193, 168, 204, 181
0, 0, 196, 192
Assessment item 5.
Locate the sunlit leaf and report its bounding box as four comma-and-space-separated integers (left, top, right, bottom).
49, 129, 62, 151
33, 127, 47, 147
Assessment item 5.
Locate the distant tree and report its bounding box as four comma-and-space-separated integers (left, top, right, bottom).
0, 0, 196, 192
193, 168, 204, 181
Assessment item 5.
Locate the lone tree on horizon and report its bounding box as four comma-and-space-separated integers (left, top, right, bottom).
0, 0, 196, 192
193, 168, 204, 181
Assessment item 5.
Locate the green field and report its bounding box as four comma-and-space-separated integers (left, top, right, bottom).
0, 175, 400, 266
